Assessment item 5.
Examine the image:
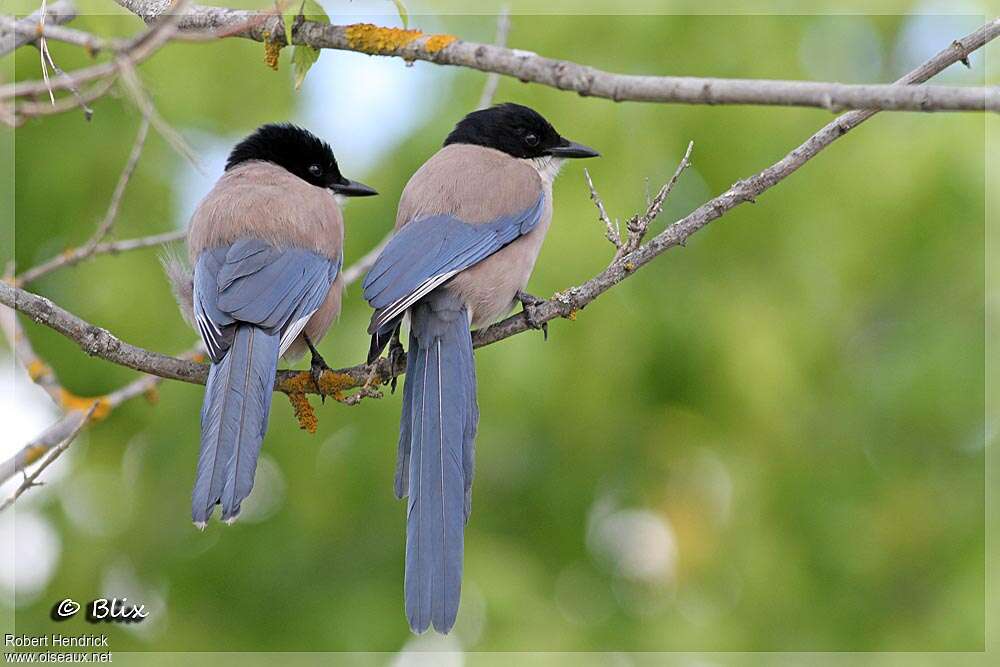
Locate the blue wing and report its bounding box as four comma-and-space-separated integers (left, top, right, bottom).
363, 193, 545, 335
193, 239, 341, 363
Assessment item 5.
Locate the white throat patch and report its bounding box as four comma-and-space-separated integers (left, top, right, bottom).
528, 156, 566, 186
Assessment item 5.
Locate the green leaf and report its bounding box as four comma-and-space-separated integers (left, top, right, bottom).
284, 0, 330, 45
287, 0, 329, 89
292, 45, 321, 90
281, 1, 298, 44
301, 0, 330, 23
390, 0, 409, 29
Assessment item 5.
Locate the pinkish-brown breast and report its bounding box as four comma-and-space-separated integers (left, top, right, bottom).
188, 160, 344, 261
394, 144, 553, 327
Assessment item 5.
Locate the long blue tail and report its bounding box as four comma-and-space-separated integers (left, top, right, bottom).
192, 324, 280, 527
400, 291, 477, 634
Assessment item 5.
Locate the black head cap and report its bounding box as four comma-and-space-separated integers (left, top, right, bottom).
443, 103, 599, 160
225, 123, 377, 196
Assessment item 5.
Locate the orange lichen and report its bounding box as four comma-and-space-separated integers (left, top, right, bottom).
26, 359, 50, 381
288, 393, 317, 433
564, 310, 578, 321
59, 390, 111, 421
345, 23, 423, 54
423, 33, 457, 53
263, 31, 282, 70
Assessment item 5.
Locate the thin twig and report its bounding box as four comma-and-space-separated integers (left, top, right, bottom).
0, 0, 76, 57
16, 119, 155, 285
619, 140, 694, 257
87, 117, 150, 247
1, 269, 63, 405
0, 403, 96, 512
583, 167, 620, 251
11, 76, 115, 125
0, 345, 202, 486
17, 230, 186, 287
117, 60, 201, 169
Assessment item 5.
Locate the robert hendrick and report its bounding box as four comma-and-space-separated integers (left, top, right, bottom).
4, 634, 108, 647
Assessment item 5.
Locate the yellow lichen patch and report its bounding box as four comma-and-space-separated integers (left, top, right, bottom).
26, 359, 50, 382
564, 310, 578, 321
263, 31, 282, 70
279, 369, 359, 402
288, 393, 317, 433
143, 387, 159, 405
278, 370, 315, 394
61, 247, 76, 259
423, 33, 457, 53
59, 390, 111, 421
624, 261, 636, 272
345, 23, 422, 54
317, 371, 357, 400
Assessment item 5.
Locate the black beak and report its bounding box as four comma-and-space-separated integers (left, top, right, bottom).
545, 138, 600, 159
330, 179, 378, 197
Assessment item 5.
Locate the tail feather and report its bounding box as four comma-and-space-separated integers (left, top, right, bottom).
402, 294, 475, 634
192, 324, 280, 526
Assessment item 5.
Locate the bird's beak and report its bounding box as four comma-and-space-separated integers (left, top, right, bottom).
330, 179, 378, 197
545, 138, 600, 159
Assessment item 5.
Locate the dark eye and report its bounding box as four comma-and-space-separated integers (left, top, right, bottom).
308, 164, 322, 177
524, 133, 539, 147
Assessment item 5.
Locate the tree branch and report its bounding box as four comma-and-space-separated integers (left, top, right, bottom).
112, 2, 999, 113
4, 17, 996, 402
0, 0, 76, 57
0, 403, 95, 512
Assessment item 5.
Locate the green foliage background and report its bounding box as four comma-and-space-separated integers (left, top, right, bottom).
2, 1, 992, 658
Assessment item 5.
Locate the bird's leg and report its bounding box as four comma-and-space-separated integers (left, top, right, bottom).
304, 334, 332, 403
386, 326, 405, 394
516, 290, 548, 341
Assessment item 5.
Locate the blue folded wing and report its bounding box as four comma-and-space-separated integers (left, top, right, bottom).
193, 239, 341, 362
363, 193, 545, 334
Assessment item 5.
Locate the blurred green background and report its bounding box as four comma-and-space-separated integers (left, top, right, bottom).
1, 0, 993, 658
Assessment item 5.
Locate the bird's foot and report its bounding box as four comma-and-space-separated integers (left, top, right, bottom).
304, 335, 332, 403
386, 329, 405, 394
517, 290, 548, 341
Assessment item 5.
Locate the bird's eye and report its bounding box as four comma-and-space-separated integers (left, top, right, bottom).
524, 133, 539, 147
308, 164, 323, 177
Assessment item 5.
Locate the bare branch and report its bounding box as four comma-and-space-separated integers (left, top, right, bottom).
0, 0, 76, 57
87, 117, 150, 246
1, 0, 191, 127
112, 2, 999, 113
0, 277, 64, 405
0, 403, 96, 512
9, 76, 114, 125
17, 230, 186, 286
16, 119, 162, 285
2, 18, 995, 411
583, 167, 620, 251
619, 140, 694, 258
